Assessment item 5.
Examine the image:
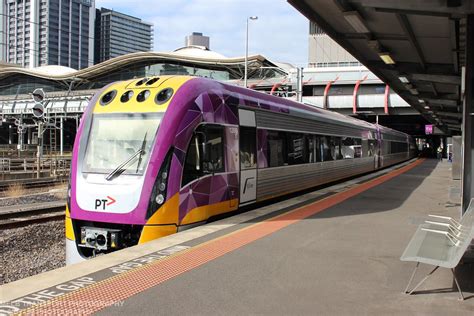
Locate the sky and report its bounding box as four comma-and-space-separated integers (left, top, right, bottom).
95, 0, 309, 66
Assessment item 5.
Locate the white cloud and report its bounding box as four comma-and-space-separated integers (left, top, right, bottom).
95, 0, 308, 66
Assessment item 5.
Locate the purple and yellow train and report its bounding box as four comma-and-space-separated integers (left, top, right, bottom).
66, 76, 416, 263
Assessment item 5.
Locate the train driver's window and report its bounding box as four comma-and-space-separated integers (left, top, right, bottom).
182, 133, 202, 186
202, 127, 225, 173
182, 125, 225, 187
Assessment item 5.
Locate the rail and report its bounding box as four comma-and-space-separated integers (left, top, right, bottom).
0, 201, 65, 229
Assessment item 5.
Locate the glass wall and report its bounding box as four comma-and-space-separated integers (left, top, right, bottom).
0, 75, 68, 96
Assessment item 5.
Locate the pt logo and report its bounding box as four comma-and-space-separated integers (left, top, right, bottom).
95, 196, 116, 210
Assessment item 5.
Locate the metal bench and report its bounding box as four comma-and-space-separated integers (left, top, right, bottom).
400, 199, 474, 300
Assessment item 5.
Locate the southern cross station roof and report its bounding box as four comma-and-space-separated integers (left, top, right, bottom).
0, 46, 285, 83
289, 0, 474, 133
0, 46, 287, 116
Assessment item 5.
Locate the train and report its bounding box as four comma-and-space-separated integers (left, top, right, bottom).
66, 75, 416, 264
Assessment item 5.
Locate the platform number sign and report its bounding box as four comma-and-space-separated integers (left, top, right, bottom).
425, 124, 433, 135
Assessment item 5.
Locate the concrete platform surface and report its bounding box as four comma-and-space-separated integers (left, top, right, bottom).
1, 159, 473, 315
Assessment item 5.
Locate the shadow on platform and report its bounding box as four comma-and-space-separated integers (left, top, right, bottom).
455, 262, 474, 300
311, 159, 439, 219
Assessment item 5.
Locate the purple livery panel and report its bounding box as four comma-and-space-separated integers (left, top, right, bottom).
70, 78, 241, 225
70, 76, 384, 226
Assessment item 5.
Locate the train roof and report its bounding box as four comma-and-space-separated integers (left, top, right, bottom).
90, 75, 411, 140
216, 78, 409, 138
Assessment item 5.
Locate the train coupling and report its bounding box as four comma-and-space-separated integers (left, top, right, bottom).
79, 227, 122, 251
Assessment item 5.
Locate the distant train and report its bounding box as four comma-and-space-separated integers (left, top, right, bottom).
66, 76, 416, 263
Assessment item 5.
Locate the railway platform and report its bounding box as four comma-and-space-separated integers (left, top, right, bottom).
1, 159, 473, 315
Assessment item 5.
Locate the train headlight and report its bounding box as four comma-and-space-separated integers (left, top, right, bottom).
146, 150, 173, 219
155, 194, 165, 205
158, 182, 166, 191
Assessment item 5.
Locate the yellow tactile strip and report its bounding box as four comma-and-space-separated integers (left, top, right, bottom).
20, 159, 424, 315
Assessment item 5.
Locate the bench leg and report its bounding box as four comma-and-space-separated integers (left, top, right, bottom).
407, 265, 439, 295
404, 262, 420, 294
451, 268, 465, 301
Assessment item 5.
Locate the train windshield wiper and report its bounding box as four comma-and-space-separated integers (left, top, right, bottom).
105, 133, 147, 181
135, 132, 148, 173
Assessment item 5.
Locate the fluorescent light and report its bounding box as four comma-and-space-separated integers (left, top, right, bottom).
418, 99, 425, 103
424, 106, 430, 109
399, 76, 409, 83
409, 88, 419, 95
379, 52, 395, 64
343, 11, 370, 33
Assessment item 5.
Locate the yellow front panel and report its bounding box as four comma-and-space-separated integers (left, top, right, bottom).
144, 193, 180, 226
139, 225, 177, 244
93, 76, 193, 114
65, 205, 75, 241
180, 199, 239, 226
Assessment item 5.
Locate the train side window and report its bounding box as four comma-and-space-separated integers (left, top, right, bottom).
201, 126, 224, 173
368, 140, 377, 156
320, 136, 332, 161
287, 133, 306, 165
341, 137, 362, 159
307, 135, 315, 163
182, 133, 202, 186
333, 137, 343, 160
182, 125, 225, 187
391, 141, 408, 153
383, 140, 390, 155
267, 131, 288, 167
362, 139, 369, 157
315, 136, 322, 162
240, 127, 256, 169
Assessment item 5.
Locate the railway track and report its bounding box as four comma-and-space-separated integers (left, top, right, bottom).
0, 177, 68, 194
0, 201, 65, 229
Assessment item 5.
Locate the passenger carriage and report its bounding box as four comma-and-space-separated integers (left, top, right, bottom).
66, 76, 415, 263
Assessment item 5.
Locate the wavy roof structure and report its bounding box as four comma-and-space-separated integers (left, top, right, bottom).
0, 46, 285, 82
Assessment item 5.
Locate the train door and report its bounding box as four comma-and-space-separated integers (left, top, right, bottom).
239, 109, 257, 205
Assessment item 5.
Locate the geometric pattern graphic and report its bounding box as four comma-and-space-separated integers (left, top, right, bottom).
167, 81, 240, 223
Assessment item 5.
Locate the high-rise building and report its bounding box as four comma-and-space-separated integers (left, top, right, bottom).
0, 1, 7, 62
308, 21, 359, 68
4, 0, 95, 69
185, 32, 210, 49
95, 8, 153, 64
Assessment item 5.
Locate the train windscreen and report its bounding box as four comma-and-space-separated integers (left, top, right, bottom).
82, 113, 163, 176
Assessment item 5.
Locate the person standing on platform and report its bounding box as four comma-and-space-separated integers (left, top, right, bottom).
437, 146, 443, 161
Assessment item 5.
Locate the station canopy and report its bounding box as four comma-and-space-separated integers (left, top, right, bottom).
289, 0, 474, 134
0, 46, 287, 98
